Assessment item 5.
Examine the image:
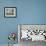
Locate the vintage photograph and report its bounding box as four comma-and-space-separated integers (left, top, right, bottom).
4, 7, 17, 18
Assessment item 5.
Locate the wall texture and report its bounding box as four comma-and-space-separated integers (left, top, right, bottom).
0, 0, 46, 44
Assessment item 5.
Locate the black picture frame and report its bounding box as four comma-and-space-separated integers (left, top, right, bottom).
4, 7, 17, 18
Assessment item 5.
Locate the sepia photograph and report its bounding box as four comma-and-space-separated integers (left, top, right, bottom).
4, 7, 17, 18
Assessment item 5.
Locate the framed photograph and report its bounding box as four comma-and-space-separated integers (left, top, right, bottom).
4, 7, 17, 18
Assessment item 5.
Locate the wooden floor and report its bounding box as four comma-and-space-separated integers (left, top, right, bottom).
19, 39, 46, 46
0, 40, 46, 46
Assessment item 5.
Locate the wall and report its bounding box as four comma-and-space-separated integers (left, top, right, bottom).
0, 0, 46, 44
